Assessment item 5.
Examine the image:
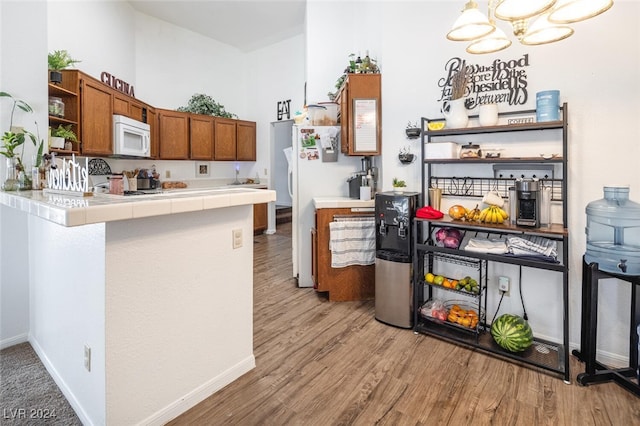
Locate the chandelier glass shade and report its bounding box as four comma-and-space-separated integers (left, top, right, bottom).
447, 0, 613, 54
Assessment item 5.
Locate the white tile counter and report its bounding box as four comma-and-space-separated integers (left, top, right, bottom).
0, 186, 275, 227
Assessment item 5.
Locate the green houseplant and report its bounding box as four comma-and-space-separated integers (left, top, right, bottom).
48, 50, 81, 84
177, 93, 237, 118
392, 177, 407, 193
1, 92, 44, 190
50, 124, 78, 149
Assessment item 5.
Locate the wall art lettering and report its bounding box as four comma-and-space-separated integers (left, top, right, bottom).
101, 71, 136, 98
438, 54, 530, 109
278, 99, 291, 120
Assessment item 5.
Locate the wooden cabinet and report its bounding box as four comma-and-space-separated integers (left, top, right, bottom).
213, 118, 257, 161
236, 120, 256, 161
147, 107, 159, 159
335, 73, 381, 156
190, 114, 215, 160
314, 208, 375, 302
253, 202, 268, 235
213, 118, 237, 161
158, 109, 190, 160
48, 70, 81, 155
113, 92, 147, 123
80, 78, 113, 156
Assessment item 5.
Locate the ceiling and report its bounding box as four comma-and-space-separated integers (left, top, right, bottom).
128, 0, 306, 52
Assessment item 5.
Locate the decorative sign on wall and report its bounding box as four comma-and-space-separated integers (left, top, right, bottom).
44, 154, 91, 196
101, 71, 135, 98
277, 99, 291, 120
438, 54, 530, 109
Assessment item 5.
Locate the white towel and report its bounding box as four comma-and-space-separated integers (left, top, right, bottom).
506, 235, 557, 259
464, 238, 508, 254
329, 220, 375, 268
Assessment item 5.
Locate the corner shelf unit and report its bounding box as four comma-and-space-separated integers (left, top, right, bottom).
48, 81, 81, 155
413, 104, 570, 382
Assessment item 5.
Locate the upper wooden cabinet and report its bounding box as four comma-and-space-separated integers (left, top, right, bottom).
336, 73, 381, 156
158, 109, 190, 160
147, 107, 159, 159
214, 118, 257, 161
190, 114, 215, 160
214, 118, 237, 161
80, 78, 113, 156
237, 120, 256, 161
113, 92, 147, 123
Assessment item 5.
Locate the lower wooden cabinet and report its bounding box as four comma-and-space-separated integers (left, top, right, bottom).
314, 208, 375, 301
253, 203, 268, 235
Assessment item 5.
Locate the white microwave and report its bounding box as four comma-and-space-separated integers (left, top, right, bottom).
113, 114, 151, 157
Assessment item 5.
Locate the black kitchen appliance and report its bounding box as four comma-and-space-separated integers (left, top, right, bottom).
374, 191, 420, 328
515, 179, 541, 227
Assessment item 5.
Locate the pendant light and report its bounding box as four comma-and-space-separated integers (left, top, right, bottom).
548, 0, 613, 24
447, 0, 496, 41
494, 0, 557, 21
467, 25, 512, 54
520, 12, 574, 45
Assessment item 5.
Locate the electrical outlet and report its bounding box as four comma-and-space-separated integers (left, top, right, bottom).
84, 345, 91, 372
165, 170, 171, 178
232, 228, 242, 249
498, 276, 510, 295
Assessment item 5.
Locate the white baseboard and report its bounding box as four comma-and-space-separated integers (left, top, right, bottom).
138, 355, 256, 426
29, 336, 94, 426
0, 333, 28, 350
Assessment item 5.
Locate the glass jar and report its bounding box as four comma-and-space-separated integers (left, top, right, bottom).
48, 96, 65, 118
585, 185, 640, 275
2, 157, 19, 191
459, 143, 481, 159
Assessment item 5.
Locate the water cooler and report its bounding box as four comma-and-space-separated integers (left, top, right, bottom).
374, 192, 419, 328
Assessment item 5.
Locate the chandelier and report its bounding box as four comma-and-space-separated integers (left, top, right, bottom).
447, 0, 614, 54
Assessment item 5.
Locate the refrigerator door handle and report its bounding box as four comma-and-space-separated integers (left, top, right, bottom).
287, 167, 293, 198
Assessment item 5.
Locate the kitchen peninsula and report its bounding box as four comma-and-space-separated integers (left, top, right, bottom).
0, 187, 275, 425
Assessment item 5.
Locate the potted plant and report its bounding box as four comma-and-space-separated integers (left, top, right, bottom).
392, 177, 407, 193
0, 92, 43, 191
177, 93, 237, 118
50, 124, 77, 150
48, 50, 81, 84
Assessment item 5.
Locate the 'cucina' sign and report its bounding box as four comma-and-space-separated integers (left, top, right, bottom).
101, 71, 135, 98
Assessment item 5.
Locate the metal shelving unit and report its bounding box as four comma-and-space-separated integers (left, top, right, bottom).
413, 104, 570, 382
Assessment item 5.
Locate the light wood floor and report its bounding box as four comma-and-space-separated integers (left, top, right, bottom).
168, 222, 639, 425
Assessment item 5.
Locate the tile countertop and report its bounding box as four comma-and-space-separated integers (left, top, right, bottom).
313, 197, 375, 209
0, 187, 275, 227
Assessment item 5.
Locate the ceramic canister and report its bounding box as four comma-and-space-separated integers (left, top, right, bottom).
536, 90, 560, 122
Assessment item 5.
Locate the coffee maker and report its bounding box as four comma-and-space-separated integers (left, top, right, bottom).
347, 156, 378, 198
374, 192, 419, 328
515, 179, 541, 227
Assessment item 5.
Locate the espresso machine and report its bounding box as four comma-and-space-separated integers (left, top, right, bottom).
374, 192, 419, 328
515, 179, 541, 227
347, 156, 378, 198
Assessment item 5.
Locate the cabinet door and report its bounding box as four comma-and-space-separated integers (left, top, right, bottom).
147, 107, 159, 159
113, 93, 129, 116
158, 110, 190, 160
340, 73, 381, 156
236, 120, 256, 161
81, 79, 113, 156
129, 101, 145, 122
190, 115, 215, 160
214, 118, 237, 161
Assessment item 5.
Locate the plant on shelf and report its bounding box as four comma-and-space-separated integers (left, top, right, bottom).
392, 177, 407, 192
177, 93, 237, 118
49, 124, 78, 151
48, 50, 81, 84
0, 92, 44, 191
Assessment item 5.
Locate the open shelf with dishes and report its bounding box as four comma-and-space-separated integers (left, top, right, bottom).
413, 104, 570, 382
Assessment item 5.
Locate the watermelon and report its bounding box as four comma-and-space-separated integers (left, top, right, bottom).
490, 314, 533, 352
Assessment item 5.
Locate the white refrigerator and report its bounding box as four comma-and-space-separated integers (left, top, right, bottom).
286, 125, 363, 288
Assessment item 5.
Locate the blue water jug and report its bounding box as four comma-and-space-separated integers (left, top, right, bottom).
585, 185, 640, 275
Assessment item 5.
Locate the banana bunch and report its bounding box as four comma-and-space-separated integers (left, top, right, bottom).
478, 205, 509, 224
465, 204, 481, 222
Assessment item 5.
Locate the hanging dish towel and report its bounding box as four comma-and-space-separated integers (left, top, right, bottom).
329, 220, 375, 268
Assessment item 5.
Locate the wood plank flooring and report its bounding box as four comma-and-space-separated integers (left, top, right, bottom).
168, 222, 639, 425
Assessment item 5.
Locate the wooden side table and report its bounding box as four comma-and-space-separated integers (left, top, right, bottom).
573, 257, 640, 397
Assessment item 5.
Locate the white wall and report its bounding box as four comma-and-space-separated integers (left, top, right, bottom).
0, 0, 48, 349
